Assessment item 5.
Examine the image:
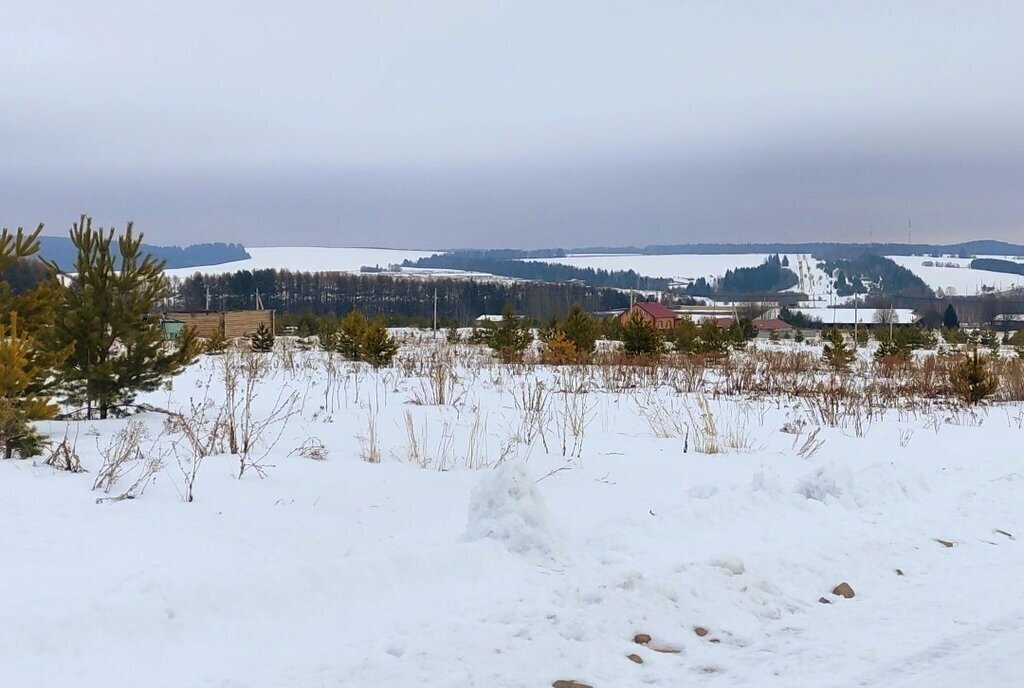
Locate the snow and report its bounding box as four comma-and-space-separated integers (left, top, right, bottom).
463, 461, 560, 560
886, 255, 1024, 296
4, 336, 1024, 686
525, 252, 777, 282
793, 307, 917, 325
168, 248, 1024, 302
164, 246, 504, 281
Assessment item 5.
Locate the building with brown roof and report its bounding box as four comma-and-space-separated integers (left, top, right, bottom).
618, 301, 677, 331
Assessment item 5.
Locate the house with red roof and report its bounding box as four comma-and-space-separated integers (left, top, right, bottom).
618, 301, 677, 331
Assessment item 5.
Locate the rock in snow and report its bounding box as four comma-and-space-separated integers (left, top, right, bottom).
832, 582, 856, 599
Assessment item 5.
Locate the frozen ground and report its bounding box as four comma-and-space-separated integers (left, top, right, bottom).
4, 337, 1024, 687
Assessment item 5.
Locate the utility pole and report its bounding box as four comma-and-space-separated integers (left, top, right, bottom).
433, 287, 438, 332
853, 293, 858, 348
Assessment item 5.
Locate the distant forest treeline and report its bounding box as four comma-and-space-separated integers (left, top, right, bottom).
819, 254, 934, 298
565, 240, 1024, 259
172, 269, 630, 324
971, 258, 1024, 277
685, 255, 798, 295
38, 236, 249, 271
403, 254, 670, 291
459, 241, 1024, 259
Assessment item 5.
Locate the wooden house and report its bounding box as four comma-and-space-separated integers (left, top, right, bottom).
163, 310, 275, 339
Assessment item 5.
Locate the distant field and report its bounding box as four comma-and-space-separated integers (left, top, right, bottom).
167, 247, 1024, 298
164, 246, 435, 278
525, 252, 836, 300
886, 255, 1024, 295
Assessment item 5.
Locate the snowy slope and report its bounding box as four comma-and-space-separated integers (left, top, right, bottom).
526, 253, 834, 300
886, 255, 1024, 295
163, 246, 509, 281
4, 338, 1024, 687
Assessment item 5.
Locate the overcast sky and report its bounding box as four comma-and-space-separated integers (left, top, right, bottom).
2, 1, 1022, 249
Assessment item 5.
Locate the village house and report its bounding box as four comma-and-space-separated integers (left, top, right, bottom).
162, 309, 275, 339
711, 317, 794, 338
619, 301, 677, 330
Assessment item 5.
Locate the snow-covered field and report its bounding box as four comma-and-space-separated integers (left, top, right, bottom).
526, 253, 835, 299
887, 255, 1024, 296
5, 336, 1024, 687
165, 247, 503, 282
169, 247, 1024, 302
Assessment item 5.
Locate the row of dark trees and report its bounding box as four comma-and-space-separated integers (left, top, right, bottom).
1, 216, 198, 458
970, 258, 1024, 277
174, 268, 631, 324
402, 253, 671, 291
686, 255, 798, 296
38, 236, 249, 272
818, 254, 933, 298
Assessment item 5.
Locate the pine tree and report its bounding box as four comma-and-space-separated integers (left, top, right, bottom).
0, 225, 71, 456
0, 225, 72, 456
541, 331, 582, 365
47, 215, 199, 419
360, 317, 398, 367
204, 327, 228, 354
487, 304, 533, 363
558, 303, 598, 355
696, 319, 729, 358
333, 310, 366, 360
1009, 330, 1024, 358
250, 322, 275, 352
621, 312, 660, 357
822, 327, 854, 370
950, 347, 998, 404
943, 304, 959, 329
0, 315, 65, 457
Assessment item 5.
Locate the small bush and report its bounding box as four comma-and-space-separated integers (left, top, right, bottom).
950, 348, 998, 405
250, 322, 275, 353
540, 331, 585, 365
822, 327, 854, 370
204, 328, 228, 354
621, 312, 661, 357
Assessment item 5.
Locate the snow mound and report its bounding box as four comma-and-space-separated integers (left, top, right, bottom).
463, 461, 559, 559
796, 463, 926, 508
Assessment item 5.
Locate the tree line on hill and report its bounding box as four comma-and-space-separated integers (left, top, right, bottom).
818, 254, 933, 298
685, 255, 798, 295
401, 253, 670, 291
970, 258, 1024, 278
38, 235, 249, 271
558, 240, 1024, 259
173, 268, 631, 324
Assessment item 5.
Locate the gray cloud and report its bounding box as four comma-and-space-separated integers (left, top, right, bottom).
2, 1, 1022, 247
